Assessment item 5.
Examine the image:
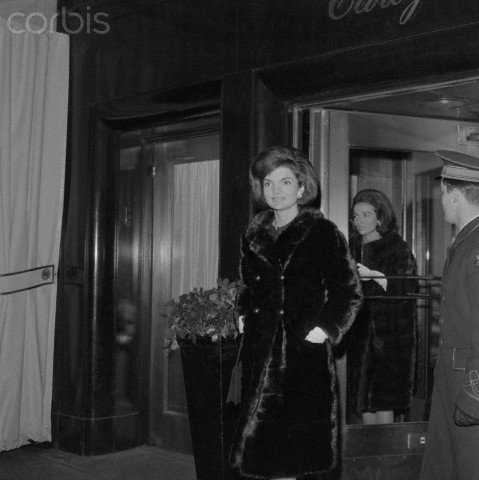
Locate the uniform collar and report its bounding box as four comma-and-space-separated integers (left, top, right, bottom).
454, 214, 479, 247
443, 216, 479, 276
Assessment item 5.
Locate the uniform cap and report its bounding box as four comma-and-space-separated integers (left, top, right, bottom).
436, 150, 479, 183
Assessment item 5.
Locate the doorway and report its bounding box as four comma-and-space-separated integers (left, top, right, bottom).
116, 116, 221, 453
292, 83, 479, 475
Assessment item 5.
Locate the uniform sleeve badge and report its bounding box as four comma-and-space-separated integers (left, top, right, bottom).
464, 370, 479, 400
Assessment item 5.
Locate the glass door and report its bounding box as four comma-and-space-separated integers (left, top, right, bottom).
146, 123, 220, 453
116, 116, 220, 454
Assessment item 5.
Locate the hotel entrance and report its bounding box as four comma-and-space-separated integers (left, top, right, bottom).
286, 79, 479, 476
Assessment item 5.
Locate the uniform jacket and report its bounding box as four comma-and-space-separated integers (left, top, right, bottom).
420, 216, 479, 480
229, 207, 363, 479
347, 231, 418, 414
440, 216, 479, 417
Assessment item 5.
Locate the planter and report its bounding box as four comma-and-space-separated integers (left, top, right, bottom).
178, 336, 242, 480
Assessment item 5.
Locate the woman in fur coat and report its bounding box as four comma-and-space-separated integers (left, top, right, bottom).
347, 189, 418, 425
229, 146, 363, 480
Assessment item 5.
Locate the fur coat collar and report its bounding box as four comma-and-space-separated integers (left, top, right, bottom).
243, 206, 324, 268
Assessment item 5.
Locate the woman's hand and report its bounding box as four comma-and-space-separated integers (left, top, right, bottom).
238, 315, 244, 334
305, 326, 328, 344
357, 263, 387, 290
357, 263, 374, 278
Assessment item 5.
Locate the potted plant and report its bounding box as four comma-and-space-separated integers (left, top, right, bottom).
165, 277, 240, 347
164, 278, 242, 480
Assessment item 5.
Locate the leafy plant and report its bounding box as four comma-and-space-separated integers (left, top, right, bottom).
164, 278, 240, 348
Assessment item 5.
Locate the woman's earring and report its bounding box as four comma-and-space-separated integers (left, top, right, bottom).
297, 192, 303, 199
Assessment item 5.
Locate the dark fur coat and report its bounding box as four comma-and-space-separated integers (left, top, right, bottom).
229, 207, 363, 479
347, 231, 418, 415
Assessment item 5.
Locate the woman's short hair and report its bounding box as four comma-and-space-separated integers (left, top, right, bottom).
250, 146, 320, 209
351, 189, 397, 235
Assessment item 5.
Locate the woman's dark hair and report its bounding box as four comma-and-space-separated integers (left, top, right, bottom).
351, 189, 397, 236
250, 146, 320, 209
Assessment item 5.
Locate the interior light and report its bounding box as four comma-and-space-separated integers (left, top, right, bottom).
425, 97, 471, 109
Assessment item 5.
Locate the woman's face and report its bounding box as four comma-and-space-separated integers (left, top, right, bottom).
352, 202, 381, 242
262, 166, 304, 213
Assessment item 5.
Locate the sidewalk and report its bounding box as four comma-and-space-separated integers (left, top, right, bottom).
0, 444, 196, 480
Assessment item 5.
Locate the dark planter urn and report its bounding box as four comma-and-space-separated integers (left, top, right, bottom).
177, 336, 242, 480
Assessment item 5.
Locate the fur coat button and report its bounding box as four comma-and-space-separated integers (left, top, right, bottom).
278, 309, 284, 315
279, 274, 285, 280
254, 275, 261, 281
253, 308, 260, 314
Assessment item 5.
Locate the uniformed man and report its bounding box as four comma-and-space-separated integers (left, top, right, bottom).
420, 150, 479, 480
